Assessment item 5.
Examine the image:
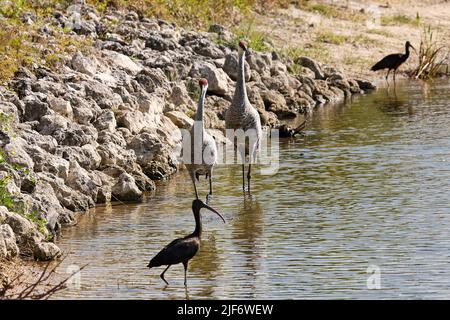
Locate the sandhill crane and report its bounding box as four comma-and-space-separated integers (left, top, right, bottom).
371, 41, 416, 85
225, 40, 262, 193
184, 79, 218, 201
147, 199, 225, 286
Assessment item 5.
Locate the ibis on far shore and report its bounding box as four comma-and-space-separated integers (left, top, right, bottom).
370, 41, 416, 85
147, 199, 225, 286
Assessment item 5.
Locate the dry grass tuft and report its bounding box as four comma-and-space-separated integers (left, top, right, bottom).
411, 27, 449, 79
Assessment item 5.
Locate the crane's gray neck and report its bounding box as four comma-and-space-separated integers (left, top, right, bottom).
195, 87, 207, 123
234, 51, 247, 103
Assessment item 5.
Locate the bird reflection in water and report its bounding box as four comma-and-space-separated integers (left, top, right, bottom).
230, 196, 265, 295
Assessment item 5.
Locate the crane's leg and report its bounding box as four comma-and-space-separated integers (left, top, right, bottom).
160, 265, 171, 285
209, 175, 212, 196
247, 156, 252, 194
206, 172, 213, 204
385, 69, 391, 86
242, 164, 246, 191
393, 69, 397, 87
183, 261, 189, 286
238, 144, 246, 192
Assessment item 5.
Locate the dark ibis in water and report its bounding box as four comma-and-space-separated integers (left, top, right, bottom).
147, 199, 225, 286
370, 41, 416, 85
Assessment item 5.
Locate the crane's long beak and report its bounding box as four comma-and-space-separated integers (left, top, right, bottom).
410, 44, 417, 53
202, 203, 226, 223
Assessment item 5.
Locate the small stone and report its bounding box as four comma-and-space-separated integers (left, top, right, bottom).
33, 242, 62, 261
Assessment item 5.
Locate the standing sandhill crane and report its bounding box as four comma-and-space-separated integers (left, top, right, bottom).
147, 199, 225, 286
371, 41, 416, 85
225, 40, 262, 193
184, 79, 218, 201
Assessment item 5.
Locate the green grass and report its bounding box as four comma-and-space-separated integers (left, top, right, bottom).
366, 28, 393, 37
212, 16, 273, 52
381, 14, 420, 27
0, 1, 93, 83
87, 0, 278, 29
299, 1, 366, 22
351, 34, 382, 47
0, 156, 48, 237
284, 42, 331, 64
316, 31, 348, 45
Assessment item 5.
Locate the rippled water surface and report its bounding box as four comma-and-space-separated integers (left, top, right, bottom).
54, 80, 450, 299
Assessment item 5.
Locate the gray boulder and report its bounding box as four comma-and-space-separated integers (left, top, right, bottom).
111, 173, 142, 201
189, 61, 229, 95
33, 242, 61, 261
0, 224, 19, 259
222, 53, 251, 82
71, 52, 97, 76
295, 56, 325, 80
84, 80, 123, 109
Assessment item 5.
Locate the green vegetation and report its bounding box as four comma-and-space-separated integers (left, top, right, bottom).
298, 1, 366, 22
366, 28, 393, 37
0, 171, 47, 236
86, 0, 283, 29
186, 78, 201, 102
316, 31, 348, 45
380, 14, 420, 27
229, 19, 272, 52
0, 0, 93, 83
351, 34, 382, 47
284, 42, 331, 64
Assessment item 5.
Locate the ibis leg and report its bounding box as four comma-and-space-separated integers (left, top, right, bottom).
183, 261, 189, 286
393, 69, 397, 86
385, 69, 391, 84
160, 265, 171, 285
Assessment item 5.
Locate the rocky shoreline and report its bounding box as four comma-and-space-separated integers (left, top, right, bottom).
0, 3, 375, 262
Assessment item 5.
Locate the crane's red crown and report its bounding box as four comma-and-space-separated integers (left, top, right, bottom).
199, 78, 208, 86
238, 40, 248, 50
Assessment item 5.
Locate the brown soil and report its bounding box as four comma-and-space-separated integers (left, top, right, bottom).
252, 0, 450, 84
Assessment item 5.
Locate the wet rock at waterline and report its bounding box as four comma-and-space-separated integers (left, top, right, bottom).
0, 3, 374, 260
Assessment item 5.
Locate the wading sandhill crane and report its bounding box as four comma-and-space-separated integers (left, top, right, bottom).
371, 41, 416, 85
184, 79, 217, 201
147, 199, 225, 286
225, 40, 262, 193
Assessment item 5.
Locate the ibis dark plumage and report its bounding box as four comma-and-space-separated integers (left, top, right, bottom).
371, 41, 415, 85
147, 199, 225, 286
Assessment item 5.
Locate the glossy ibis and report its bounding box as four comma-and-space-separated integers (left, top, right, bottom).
225, 40, 262, 193
371, 41, 416, 85
147, 199, 225, 286
184, 78, 217, 201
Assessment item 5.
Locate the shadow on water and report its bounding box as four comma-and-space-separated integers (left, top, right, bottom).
54, 79, 450, 299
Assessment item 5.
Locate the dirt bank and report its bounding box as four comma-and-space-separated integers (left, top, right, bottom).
252, 0, 450, 82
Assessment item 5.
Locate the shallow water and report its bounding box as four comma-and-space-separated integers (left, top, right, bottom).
54, 80, 450, 299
